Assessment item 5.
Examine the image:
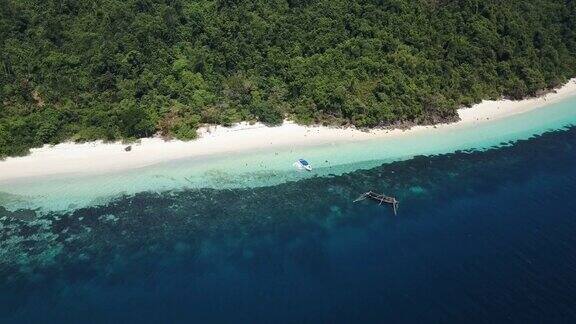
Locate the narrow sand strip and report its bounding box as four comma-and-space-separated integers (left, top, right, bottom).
1, 79, 575, 182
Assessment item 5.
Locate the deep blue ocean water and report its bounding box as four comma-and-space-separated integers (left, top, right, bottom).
1, 126, 576, 323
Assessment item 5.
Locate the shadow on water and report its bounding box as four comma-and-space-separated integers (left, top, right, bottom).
1, 126, 576, 322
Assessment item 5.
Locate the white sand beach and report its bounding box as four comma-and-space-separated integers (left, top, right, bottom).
1, 78, 575, 183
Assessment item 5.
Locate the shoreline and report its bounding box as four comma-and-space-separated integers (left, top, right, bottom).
1, 78, 576, 183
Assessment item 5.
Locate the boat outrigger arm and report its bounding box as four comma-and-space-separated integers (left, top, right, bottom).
354, 191, 399, 215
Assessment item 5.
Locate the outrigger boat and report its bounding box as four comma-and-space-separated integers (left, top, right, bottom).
293, 158, 312, 171
354, 191, 399, 215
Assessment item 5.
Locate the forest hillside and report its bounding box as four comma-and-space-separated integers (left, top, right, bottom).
1, 0, 575, 157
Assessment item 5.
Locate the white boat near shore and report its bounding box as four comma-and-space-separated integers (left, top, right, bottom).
294, 159, 312, 171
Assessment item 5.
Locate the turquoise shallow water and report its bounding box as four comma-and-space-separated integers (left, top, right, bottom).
1, 95, 576, 212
